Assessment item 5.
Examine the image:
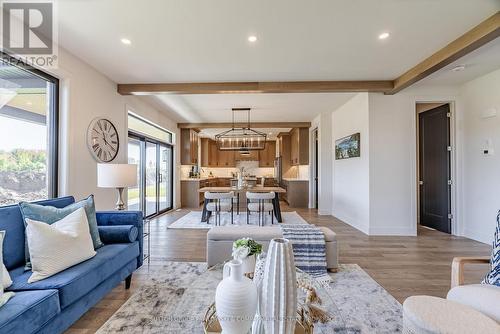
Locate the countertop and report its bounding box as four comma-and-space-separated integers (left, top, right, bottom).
182, 176, 275, 181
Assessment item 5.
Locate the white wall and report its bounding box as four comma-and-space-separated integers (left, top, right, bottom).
332, 93, 370, 233
367, 86, 459, 236
458, 68, 500, 244
51, 47, 180, 210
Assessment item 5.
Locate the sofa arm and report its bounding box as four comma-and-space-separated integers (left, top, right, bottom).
96, 211, 144, 268
98, 225, 138, 244
451, 256, 490, 288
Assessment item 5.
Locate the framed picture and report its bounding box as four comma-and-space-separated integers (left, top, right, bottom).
335, 133, 360, 160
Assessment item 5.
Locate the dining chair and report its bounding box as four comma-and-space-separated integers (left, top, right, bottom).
246, 191, 275, 226
204, 191, 234, 226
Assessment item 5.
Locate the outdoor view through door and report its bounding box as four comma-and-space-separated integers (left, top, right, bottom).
418, 103, 451, 234
127, 113, 173, 217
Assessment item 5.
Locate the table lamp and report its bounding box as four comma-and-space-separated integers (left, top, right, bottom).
97, 163, 137, 210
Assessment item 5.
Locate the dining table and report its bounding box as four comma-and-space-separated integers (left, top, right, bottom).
198, 186, 286, 222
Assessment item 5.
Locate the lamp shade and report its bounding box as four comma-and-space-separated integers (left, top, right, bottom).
97, 164, 137, 188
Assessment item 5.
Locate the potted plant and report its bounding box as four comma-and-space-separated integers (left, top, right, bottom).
232, 237, 263, 274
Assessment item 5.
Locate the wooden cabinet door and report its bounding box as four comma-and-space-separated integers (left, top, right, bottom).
259, 141, 276, 167
191, 130, 198, 164
208, 139, 219, 167
200, 138, 209, 167
290, 128, 298, 165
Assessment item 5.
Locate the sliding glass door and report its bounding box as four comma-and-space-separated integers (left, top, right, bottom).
159, 144, 173, 212
128, 134, 173, 217
127, 137, 142, 211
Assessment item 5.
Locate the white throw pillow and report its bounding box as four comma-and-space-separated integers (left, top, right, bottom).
0, 231, 12, 289
26, 207, 96, 283
2, 264, 11, 289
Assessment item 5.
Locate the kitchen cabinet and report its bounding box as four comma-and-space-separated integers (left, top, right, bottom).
277, 132, 292, 175
181, 129, 199, 165
208, 139, 219, 167
218, 150, 236, 167
259, 141, 276, 167
290, 128, 309, 165
201, 139, 236, 167
201, 138, 219, 167
281, 179, 309, 207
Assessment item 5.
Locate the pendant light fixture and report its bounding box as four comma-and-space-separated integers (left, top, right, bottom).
215, 108, 267, 151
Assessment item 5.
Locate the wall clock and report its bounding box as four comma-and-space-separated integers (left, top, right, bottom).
87, 118, 119, 162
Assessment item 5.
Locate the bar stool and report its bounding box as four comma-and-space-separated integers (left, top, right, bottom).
246, 192, 275, 226
204, 191, 234, 226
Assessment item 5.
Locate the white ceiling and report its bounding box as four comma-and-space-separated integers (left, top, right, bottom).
57, 0, 500, 123
153, 93, 356, 122
58, 0, 499, 83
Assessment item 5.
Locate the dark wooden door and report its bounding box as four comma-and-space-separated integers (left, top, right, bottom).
419, 104, 451, 233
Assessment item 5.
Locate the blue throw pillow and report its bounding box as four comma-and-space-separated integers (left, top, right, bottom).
482, 210, 500, 286
19, 195, 103, 269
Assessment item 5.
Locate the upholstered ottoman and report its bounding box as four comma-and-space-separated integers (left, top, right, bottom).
403, 296, 500, 334
206, 225, 338, 271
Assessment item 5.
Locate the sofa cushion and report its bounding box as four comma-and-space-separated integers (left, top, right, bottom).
207, 225, 337, 242
447, 284, 500, 322
0, 289, 60, 334
0, 196, 75, 270
8, 242, 139, 309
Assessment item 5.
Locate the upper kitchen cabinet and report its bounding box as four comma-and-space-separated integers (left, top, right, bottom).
259, 141, 276, 167
181, 129, 199, 165
201, 138, 236, 167
290, 128, 309, 165
219, 149, 236, 167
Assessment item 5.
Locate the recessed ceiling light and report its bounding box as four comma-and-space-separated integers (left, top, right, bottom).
451, 64, 466, 72
378, 32, 390, 40
248, 35, 257, 43
120, 38, 132, 45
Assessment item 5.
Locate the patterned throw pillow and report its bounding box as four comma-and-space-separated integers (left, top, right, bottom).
19, 195, 103, 269
482, 210, 500, 286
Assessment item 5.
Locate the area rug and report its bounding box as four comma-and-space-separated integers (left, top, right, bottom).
96, 262, 402, 333
167, 211, 308, 229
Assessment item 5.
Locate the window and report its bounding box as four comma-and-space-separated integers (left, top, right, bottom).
0, 56, 59, 206
127, 112, 174, 217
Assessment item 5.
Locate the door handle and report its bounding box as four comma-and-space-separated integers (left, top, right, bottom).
419, 181, 424, 185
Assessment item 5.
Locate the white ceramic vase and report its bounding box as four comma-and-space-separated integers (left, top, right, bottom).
240, 254, 256, 274
215, 259, 258, 334
251, 253, 267, 334
261, 238, 297, 334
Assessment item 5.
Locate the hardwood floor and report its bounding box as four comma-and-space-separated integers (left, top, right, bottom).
66, 203, 491, 333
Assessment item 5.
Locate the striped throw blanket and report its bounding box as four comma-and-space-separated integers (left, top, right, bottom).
280, 224, 328, 278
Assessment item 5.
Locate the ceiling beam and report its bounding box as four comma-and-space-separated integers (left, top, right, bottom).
387, 11, 500, 95
177, 122, 311, 129
117, 81, 394, 95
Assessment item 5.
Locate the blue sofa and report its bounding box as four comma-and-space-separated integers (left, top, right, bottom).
0, 196, 143, 334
